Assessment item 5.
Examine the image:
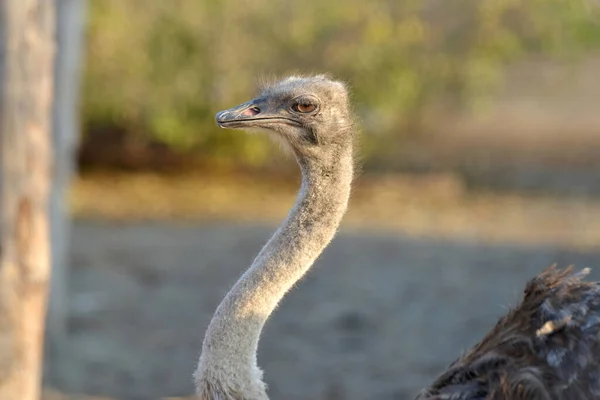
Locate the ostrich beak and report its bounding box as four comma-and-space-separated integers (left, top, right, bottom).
215, 100, 262, 129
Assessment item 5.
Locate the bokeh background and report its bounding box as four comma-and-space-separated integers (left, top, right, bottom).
44, 1, 600, 399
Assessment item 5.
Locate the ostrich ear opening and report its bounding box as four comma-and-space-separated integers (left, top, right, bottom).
306, 126, 320, 145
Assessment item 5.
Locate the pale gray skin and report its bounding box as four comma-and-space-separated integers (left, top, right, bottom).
194, 75, 356, 400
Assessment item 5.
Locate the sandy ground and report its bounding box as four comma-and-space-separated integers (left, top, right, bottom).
42, 219, 600, 400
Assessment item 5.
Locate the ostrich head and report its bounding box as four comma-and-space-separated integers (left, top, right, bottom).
215, 75, 354, 158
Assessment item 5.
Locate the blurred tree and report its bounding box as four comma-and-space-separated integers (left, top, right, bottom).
47, 0, 87, 367
0, 1, 56, 399
81, 0, 600, 169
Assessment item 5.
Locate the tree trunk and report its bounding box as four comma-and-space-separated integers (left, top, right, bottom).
47, 0, 87, 353
0, 1, 56, 399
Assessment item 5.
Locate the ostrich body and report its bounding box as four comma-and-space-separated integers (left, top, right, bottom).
195, 75, 600, 400
417, 266, 600, 399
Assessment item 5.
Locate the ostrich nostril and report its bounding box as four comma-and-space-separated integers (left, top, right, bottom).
241, 106, 260, 117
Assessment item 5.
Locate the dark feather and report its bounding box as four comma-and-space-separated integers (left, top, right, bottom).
416, 265, 600, 400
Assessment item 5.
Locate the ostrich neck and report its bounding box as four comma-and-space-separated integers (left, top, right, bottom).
198, 144, 354, 384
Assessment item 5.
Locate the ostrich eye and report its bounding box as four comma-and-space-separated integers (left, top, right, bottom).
293, 102, 317, 113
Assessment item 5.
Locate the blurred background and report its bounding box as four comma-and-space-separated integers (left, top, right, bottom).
44, 0, 600, 399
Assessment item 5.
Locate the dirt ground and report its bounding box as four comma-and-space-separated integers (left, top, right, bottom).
42, 221, 599, 400
38, 172, 600, 400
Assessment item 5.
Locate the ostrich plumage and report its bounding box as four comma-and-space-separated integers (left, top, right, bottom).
417, 266, 600, 399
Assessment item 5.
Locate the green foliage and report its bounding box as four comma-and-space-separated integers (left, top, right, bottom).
82, 0, 600, 166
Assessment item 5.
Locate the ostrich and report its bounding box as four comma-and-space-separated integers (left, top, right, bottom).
195, 75, 600, 399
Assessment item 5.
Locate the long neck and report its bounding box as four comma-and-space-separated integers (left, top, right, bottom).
196, 144, 353, 395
